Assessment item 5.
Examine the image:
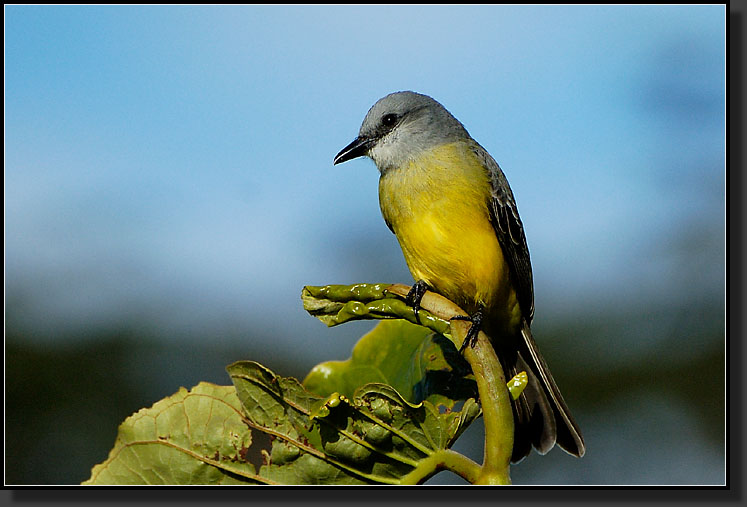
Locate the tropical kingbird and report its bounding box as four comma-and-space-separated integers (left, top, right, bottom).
333, 91, 585, 462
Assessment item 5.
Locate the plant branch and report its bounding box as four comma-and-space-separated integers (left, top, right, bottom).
305, 283, 516, 484
387, 285, 513, 485
399, 449, 481, 485
453, 320, 513, 485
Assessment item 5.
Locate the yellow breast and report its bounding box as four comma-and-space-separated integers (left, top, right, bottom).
378, 141, 520, 330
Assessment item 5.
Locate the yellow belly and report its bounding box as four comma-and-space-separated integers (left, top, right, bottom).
378, 142, 521, 333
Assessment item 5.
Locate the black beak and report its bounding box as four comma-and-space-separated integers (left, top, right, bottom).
334, 136, 373, 165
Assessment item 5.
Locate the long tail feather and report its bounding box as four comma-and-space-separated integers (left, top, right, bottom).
498, 320, 585, 462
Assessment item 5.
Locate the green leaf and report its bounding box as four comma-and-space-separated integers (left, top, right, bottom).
303, 319, 477, 410
86, 283, 500, 485
507, 371, 528, 401
84, 382, 265, 485
227, 360, 481, 484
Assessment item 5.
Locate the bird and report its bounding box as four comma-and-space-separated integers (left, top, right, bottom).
333, 91, 585, 462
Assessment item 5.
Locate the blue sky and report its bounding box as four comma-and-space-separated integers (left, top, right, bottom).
7, 5, 725, 346
7, 4, 725, 344
5, 4, 726, 486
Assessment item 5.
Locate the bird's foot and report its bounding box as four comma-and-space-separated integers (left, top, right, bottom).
405, 280, 430, 325
451, 311, 484, 353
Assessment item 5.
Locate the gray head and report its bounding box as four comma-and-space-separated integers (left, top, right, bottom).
334, 91, 470, 172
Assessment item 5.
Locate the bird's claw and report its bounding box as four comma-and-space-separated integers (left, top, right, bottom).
451, 311, 484, 353
406, 280, 430, 325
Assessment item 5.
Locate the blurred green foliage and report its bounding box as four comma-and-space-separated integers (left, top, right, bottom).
5, 296, 724, 485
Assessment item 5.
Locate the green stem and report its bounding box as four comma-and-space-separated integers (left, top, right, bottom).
392, 285, 515, 485
399, 449, 481, 485
454, 321, 513, 485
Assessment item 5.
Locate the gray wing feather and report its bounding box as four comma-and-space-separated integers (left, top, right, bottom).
471, 143, 535, 322
472, 143, 586, 460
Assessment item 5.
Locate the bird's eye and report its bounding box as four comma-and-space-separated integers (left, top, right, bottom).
381, 113, 398, 127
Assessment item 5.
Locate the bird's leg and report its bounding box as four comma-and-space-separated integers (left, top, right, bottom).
405, 280, 431, 325
451, 310, 484, 353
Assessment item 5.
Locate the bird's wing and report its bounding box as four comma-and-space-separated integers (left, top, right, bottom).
473, 143, 586, 460
472, 143, 535, 323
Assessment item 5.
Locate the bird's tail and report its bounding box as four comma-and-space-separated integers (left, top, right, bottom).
500, 320, 586, 463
